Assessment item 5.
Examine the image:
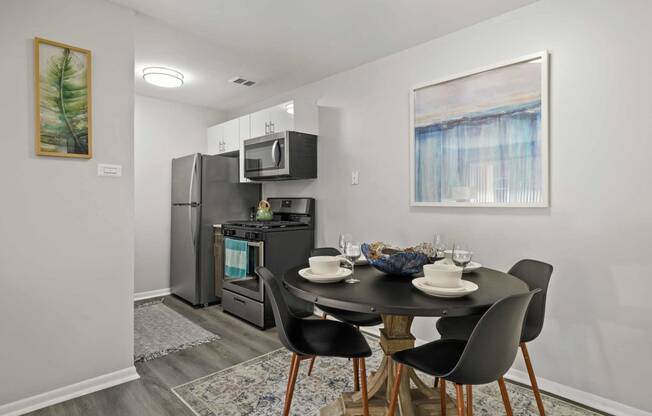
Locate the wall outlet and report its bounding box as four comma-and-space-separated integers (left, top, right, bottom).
351, 170, 359, 185
98, 164, 122, 177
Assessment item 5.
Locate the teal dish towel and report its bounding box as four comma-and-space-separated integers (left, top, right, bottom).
224, 238, 249, 279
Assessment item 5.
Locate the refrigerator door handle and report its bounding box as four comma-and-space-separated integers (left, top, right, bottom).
189, 205, 198, 252
189, 154, 198, 204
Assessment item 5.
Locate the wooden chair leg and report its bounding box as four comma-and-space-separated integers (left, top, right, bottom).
386, 363, 404, 416
455, 384, 465, 416
497, 377, 513, 416
521, 342, 546, 416
284, 353, 301, 416
440, 378, 447, 416
466, 385, 473, 416
353, 357, 360, 391
359, 358, 369, 416
307, 356, 316, 376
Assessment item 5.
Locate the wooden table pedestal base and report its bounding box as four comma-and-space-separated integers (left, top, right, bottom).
321, 315, 457, 416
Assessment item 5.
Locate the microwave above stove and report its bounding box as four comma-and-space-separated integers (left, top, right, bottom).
243, 131, 317, 181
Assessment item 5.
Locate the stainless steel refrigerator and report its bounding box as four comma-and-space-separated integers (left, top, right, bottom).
171, 153, 260, 306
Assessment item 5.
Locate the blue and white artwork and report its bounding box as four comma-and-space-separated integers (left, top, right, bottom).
411, 53, 548, 207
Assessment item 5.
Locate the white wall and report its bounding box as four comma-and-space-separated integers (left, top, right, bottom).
232, 0, 652, 412
0, 0, 136, 410
134, 95, 223, 293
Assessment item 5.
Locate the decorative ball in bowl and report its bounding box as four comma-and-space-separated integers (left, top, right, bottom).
361, 242, 430, 277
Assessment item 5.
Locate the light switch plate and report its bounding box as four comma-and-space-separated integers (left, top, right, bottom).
351, 170, 359, 185
98, 164, 122, 177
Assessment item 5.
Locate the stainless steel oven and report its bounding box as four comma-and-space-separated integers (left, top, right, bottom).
222, 239, 265, 302
221, 230, 276, 329
243, 131, 317, 180
220, 198, 316, 329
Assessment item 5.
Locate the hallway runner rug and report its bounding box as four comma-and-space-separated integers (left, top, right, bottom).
134, 299, 220, 363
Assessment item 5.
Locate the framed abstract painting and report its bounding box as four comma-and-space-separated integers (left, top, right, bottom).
409, 51, 549, 207
34, 37, 92, 158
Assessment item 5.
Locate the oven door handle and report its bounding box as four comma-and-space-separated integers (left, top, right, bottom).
250, 241, 264, 268
224, 240, 264, 264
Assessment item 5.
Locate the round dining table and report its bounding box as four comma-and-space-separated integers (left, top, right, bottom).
283, 264, 529, 416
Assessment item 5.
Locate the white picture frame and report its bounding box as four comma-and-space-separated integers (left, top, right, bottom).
409, 51, 549, 207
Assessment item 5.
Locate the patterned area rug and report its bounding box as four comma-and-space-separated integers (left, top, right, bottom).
172, 335, 599, 416
134, 300, 220, 363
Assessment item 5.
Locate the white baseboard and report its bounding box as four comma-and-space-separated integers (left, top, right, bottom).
134, 287, 171, 301
0, 366, 139, 416
505, 368, 650, 416
314, 309, 649, 416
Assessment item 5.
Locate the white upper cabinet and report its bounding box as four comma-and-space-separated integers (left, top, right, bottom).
221, 118, 239, 154
268, 101, 294, 133
207, 99, 318, 180
250, 108, 271, 138
207, 123, 223, 155
249, 101, 298, 137
238, 115, 250, 141
208, 119, 239, 155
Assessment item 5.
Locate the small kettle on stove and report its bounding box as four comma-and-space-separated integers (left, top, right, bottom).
255, 199, 273, 221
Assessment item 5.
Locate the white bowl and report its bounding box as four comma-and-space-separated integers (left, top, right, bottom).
308, 256, 341, 275
423, 263, 464, 288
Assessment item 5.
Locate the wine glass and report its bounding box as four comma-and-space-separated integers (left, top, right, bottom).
338, 233, 352, 254
452, 243, 473, 269
343, 241, 361, 284
433, 234, 447, 261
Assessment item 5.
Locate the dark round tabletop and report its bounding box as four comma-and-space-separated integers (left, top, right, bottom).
283, 265, 529, 317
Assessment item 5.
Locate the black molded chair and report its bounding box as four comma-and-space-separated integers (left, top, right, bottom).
387, 289, 540, 416
436, 259, 553, 415
308, 247, 383, 387
256, 267, 372, 416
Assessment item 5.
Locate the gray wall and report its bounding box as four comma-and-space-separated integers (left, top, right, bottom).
235, 0, 652, 411
134, 95, 223, 294
0, 0, 135, 406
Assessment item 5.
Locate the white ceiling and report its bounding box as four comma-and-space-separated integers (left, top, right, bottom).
111, 0, 538, 112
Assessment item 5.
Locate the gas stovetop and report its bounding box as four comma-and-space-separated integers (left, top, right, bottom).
225, 220, 308, 229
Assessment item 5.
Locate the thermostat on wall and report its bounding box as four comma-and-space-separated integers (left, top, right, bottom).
97, 164, 122, 177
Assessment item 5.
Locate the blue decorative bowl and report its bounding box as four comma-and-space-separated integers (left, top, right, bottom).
361, 243, 430, 276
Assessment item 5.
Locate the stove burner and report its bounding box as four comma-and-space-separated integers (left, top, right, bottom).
227, 220, 306, 229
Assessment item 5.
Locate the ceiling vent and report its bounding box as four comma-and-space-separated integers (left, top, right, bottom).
229, 77, 256, 87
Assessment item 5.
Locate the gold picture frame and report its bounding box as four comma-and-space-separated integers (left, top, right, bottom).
34, 37, 92, 158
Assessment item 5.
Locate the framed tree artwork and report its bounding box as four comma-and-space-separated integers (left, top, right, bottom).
34, 37, 92, 158
410, 51, 549, 207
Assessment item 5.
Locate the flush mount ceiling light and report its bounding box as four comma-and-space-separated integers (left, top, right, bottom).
143, 67, 184, 88
285, 102, 294, 115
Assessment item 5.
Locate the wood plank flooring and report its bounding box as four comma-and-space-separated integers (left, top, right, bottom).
26, 296, 282, 416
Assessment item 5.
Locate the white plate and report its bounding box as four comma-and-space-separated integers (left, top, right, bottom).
437, 257, 482, 274
463, 261, 482, 274
422, 280, 468, 291
298, 267, 352, 283
412, 277, 478, 298
337, 254, 369, 266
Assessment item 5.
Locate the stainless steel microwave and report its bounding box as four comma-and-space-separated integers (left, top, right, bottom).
243, 131, 317, 180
